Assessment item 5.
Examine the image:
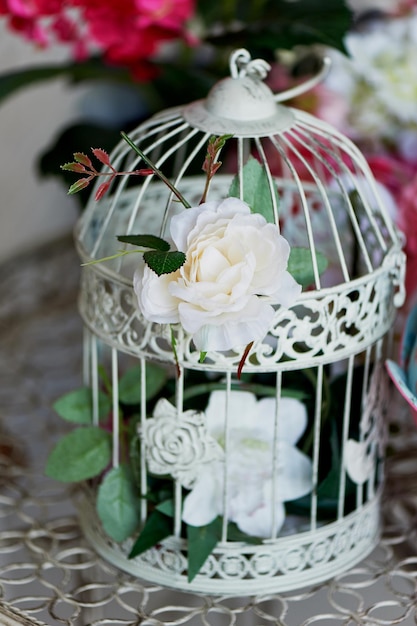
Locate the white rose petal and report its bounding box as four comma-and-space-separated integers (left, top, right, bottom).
234, 499, 286, 539
134, 265, 180, 324
182, 464, 223, 526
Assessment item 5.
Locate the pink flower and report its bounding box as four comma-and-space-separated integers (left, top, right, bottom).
398, 175, 417, 257
367, 154, 417, 197
0, 0, 196, 78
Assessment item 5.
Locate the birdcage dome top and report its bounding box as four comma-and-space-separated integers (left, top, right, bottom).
184, 49, 295, 135
75, 48, 405, 371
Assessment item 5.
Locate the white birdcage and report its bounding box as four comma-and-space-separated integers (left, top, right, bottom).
74, 49, 405, 594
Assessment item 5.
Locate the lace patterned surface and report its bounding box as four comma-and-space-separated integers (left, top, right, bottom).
1, 236, 417, 625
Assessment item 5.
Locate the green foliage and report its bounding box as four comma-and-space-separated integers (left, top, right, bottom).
117, 234, 170, 251
187, 518, 222, 582
118, 363, 168, 405
229, 156, 279, 223
155, 499, 175, 517
202, 0, 352, 54
143, 250, 186, 276
45, 427, 112, 482
288, 247, 328, 288
53, 387, 111, 424
45, 356, 360, 579
128, 509, 173, 559
117, 233, 186, 276
97, 465, 141, 542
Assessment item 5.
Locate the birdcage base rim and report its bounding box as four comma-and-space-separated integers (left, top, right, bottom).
76, 488, 381, 595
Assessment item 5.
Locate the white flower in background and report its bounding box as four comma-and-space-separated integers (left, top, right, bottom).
345, 15, 417, 122
182, 390, 313, 538
325, 14, 417, 155
134, 197, 301, 352
142, 398, 223, 489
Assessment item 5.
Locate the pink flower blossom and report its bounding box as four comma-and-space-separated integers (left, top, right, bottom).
367, 154, 417, 197
0, 0, 196, 78
397, 175, 417, 258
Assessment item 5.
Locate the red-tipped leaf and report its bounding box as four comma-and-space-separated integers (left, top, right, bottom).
92, 148, 112, 167
95, 181, 111, 201
61, 162, 88, 173
68, 178, 91, 194
73, 152, 93, 168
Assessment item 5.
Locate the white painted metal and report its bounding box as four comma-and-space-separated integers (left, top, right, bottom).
74, 49, 406, 594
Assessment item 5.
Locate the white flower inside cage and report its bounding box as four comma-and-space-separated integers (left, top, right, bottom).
180, 390, 313, 538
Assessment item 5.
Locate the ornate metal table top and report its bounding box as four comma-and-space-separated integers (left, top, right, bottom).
1, 236, 417, 625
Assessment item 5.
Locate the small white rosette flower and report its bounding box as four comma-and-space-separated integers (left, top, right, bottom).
134, 197, 301, 352
182, 389, 313, 538
141, 398, 223, 489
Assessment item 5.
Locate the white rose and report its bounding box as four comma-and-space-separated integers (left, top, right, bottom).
141, 398, 223, 489
133, 197, 301, 352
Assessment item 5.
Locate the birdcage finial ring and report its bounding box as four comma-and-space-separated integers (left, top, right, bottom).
229, 48, 271, 80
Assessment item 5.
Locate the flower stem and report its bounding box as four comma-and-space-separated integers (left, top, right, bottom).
121, 132, 191, 209
80, 249, 142, 267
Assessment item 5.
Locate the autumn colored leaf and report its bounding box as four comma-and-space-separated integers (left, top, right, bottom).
73, 152, 93, 168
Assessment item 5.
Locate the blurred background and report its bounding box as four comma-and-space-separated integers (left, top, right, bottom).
0, 23, 81, 263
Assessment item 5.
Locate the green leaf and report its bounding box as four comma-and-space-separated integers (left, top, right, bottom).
45, 427, 111, 482
229, 156, 279, 223
316, 466, 341, 504
211, 133, 234, 150
143, 250, 186, 276
129, 434, 142, 486
117, 234, 170, 251
226, 522, 263, 545
53, 387, 111, 424
155, 499, 175, 517
288, 247, 328, 288
187, 517, 222, 582
128, 510, 172, 559
199, 352, 207, 364
118, 363, 168, 405
96, 464, 140, 542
